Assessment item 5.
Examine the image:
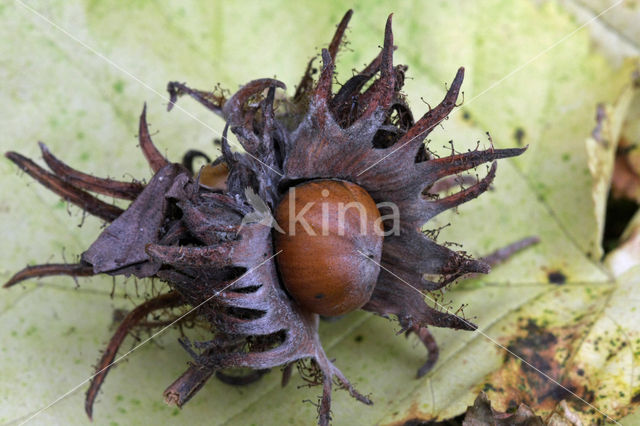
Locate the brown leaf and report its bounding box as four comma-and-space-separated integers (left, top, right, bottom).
462, 392, 544, 426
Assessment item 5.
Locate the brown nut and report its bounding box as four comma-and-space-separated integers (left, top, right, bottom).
274, 179, 383, 316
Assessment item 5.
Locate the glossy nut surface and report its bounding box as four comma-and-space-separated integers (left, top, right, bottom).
274, 179, 383, 316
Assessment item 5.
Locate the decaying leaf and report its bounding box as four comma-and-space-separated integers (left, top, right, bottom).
462, 392, 544, 426
460, 392, 585, 425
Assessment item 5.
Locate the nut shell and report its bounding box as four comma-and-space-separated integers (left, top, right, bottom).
274, 179, 383, 316
199, 162, 228, 191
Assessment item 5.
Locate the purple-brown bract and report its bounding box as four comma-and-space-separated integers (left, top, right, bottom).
4, 10, 525, 425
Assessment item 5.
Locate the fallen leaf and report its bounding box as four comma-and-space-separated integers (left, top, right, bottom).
586, 84, 635, 257
558, 0, 640, 65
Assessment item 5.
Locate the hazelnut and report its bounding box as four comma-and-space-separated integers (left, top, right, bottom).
274, 179, 383, 316
199, 162, 228, 191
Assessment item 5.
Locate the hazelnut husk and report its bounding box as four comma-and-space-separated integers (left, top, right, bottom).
4, 9, 526, 426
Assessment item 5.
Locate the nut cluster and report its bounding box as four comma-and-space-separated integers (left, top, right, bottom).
4, 9, 524, 425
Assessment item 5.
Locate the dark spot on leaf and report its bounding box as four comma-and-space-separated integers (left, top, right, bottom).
315, 293, 325, 299
462, 110, 471, 121
543, 383, 575, 402
577, 368, 584, 376
483, 383, 496, 392
547, 270, 566, 285
354, 335, 364, 343
524, 353, 552, 374
506, 320, 558, 370
583, 388, 595, 403
514, 127, 525, 146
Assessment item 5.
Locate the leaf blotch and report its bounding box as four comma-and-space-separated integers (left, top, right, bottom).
547, 270, 566, 285
480, 318, 596, 418
513, 127, 526, 146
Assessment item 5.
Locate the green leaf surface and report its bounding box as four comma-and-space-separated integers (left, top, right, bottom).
1, 1, 639, 425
